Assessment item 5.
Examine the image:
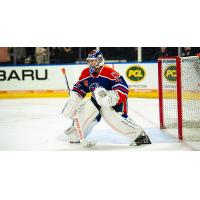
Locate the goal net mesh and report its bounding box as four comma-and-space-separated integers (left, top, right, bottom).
161, 56, 200, 128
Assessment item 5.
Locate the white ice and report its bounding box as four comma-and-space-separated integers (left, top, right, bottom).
0, 98, 200, 150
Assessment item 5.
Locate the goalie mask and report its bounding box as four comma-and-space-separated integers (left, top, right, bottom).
86, 50, 104, 74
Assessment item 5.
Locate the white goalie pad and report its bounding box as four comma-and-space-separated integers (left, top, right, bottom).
62, 91, 83, 118
64, 100, 99, 143
100, 107, 143, 141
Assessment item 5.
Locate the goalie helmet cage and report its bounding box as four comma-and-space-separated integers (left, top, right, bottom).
158, 56, 200, 140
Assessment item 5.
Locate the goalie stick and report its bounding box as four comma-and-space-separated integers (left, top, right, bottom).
61, 68, 96, 147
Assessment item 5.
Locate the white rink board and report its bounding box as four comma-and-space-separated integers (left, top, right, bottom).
0, 62, 158, 91
0, 65, 85, 91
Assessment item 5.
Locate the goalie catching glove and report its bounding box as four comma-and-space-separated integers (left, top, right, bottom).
94, 87, 119, 107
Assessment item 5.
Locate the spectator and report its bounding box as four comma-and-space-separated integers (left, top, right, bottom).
15, 47, 26, 64
181, 47, 192, 57
25, 47, 35, 64
60, 47, 76, 63
50, 47, 60, 64
0, 47, 11, 65
35, 47, 47, 64
192, 47, 200, 55
50, 47, 76, 64
152, 47, 171, 60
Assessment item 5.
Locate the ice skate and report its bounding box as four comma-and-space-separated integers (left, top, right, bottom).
131, 131, 151, 146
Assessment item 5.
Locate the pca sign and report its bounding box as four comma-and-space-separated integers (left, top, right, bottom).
164, 64, 176, 82
126, 65, 146, 82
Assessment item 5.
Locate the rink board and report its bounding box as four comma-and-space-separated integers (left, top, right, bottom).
0, 62, 159, 98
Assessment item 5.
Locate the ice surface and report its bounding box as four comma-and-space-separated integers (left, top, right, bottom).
0, 98, 199, 150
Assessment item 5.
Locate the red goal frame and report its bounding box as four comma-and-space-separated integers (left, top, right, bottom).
158, 56, 183, 140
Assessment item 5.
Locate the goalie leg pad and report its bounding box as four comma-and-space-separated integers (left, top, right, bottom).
65, 99, 99, 143
64, 125, 79, 143
62, 91, 82, 119
100, 107, 144, 141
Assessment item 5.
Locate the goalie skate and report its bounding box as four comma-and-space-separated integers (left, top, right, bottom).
130, 131, 151, 146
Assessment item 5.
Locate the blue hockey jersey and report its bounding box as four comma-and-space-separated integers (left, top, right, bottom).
72, 65, 129, 114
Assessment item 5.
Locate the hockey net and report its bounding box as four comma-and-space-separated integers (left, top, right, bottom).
158, 56, 200, 140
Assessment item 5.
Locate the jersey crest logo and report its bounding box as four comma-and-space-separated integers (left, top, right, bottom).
83, 80, 88, 87
89, 83, 99, 92
111, 72, 119, 79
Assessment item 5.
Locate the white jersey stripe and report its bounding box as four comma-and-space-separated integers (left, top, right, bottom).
112, 83, 129, 91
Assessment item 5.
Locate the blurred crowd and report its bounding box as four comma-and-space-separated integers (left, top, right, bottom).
0, 47, 199, 65
0, 47, 77, 65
